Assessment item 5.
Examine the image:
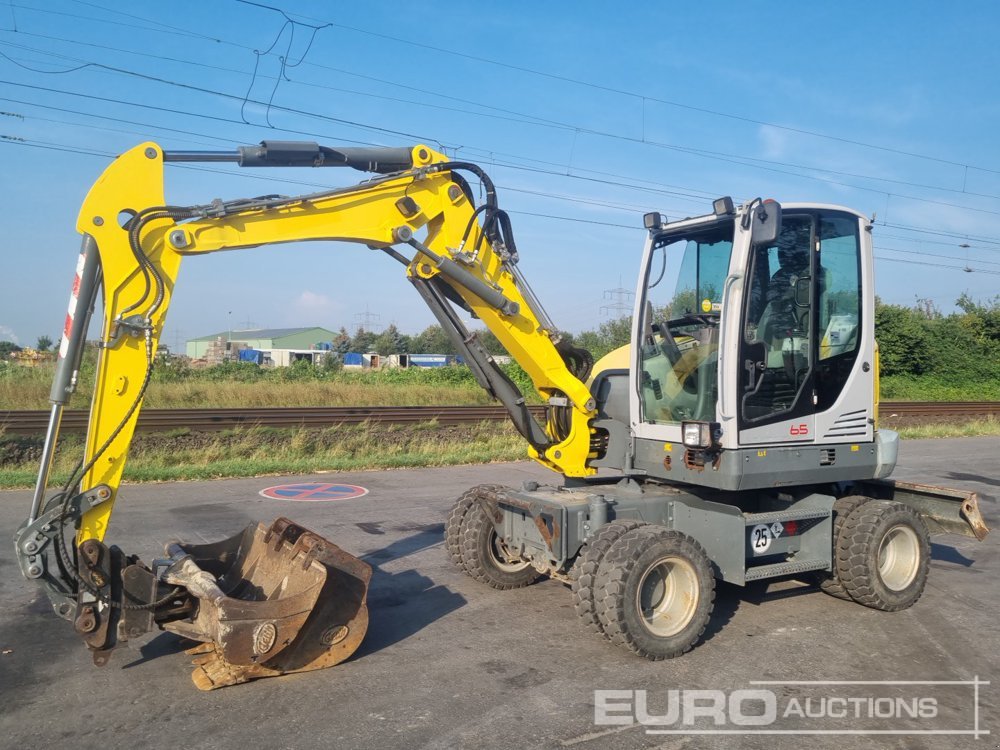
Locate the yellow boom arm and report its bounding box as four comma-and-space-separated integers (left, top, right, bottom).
68, 142, 596, 542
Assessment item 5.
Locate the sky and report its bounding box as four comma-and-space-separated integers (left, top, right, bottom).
1, 0, 999, 350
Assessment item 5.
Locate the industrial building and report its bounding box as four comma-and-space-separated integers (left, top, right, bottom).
186, 327, 337, 365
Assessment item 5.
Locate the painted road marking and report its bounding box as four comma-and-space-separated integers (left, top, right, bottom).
259, 483, 369, 501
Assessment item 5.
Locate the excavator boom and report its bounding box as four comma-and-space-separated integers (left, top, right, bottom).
16, 141, 596, 688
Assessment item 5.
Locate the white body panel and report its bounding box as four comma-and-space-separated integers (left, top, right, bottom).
628, 203, 876, 455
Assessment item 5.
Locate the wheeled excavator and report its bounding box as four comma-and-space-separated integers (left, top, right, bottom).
16, 141, 988, 690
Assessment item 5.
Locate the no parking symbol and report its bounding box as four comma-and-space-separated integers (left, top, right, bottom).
259, 482, 369, 502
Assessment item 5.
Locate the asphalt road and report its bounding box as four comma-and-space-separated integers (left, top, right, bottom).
0, 437, 997, 750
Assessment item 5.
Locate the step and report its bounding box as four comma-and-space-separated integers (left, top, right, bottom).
743, 508, 830, 526
744, 558, 829, 581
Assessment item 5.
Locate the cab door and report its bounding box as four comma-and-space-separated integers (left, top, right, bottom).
737, 209, 865, 446
738, 214, 817, 445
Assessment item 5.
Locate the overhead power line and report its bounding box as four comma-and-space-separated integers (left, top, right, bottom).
44, 0, 996, 180
4, 77, 1000, 250
258, 1, 1000, 175
5, 135, 999, 278
4, 27, 999, 207
874, 254, 1000, 276
4, 35, 998, 221
0, 79, 721, 209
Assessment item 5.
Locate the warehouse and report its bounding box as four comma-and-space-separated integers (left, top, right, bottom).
185, 327, 337, 364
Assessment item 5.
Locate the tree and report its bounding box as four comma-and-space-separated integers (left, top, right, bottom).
873, 300, 930, 376
373, 324, 408, 355
567, 316, 632, 360
597, 315, 632, 353
573, 330, 604, 359
332, 327, 351, 355
411, 324, 455, 354
36, 335, 54, 352
955, 293, 1000, 345
349, 327, 377, 353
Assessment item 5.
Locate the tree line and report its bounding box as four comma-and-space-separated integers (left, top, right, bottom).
874, 294, 1000, 382
339, 294, 1000, 385
6, 295, 997, 385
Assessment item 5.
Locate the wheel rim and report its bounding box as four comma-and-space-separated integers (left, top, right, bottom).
635, 555, 699, 637
878, 524, 921, 591
487, 530, 532, 573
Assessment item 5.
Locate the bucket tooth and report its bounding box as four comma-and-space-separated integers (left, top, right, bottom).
160, 517, 371, 690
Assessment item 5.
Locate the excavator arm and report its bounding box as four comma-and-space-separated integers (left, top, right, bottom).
15, 140, 597, 689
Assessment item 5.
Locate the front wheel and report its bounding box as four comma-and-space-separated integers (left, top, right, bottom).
459, 503, 541, 590
595, 527, 715, 660
445, 484, 503, 573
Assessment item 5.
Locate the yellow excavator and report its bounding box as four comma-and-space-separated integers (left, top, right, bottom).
17, 141, 987, 690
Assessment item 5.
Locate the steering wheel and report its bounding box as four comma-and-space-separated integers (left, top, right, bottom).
654, 322, 683, 365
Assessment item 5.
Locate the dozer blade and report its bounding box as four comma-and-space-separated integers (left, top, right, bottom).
159, 517, 371, 690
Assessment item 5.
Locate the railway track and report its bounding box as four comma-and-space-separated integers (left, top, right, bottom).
0, 402, 996, 436
0, 405, 547, 435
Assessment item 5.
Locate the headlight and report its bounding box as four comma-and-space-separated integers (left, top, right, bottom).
682, 421, 711, 448
681, 421, 721, 449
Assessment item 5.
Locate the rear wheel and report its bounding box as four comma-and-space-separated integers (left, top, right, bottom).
460, 503, 540, 590
595, 527, 715, 659
816, 495, 871, 600
571, 520, 646, 636
836, 500, 930, 611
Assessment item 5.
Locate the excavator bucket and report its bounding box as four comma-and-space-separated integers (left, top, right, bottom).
159, 518, 371, 690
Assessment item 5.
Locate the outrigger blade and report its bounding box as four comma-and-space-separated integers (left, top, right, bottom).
159, 518, 371, 690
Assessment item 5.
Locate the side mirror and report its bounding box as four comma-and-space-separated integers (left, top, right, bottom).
750, 199, 782, 246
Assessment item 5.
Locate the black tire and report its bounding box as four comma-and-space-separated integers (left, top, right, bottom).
571, 520, 646, 636
445, 484, 502, 574
836, 500, 930, 612
816, 495, 872, 600
594, 527, 715, 660
460, 502, 541, 590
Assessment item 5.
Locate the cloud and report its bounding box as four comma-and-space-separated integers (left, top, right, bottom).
757, 125, 798, 161
0, 325, 19, 345
290, 291, 340, 321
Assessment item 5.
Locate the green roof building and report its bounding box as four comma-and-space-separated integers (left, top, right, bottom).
186, 327, 337, 360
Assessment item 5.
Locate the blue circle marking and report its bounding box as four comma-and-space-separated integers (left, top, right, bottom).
259, 482, 369, 502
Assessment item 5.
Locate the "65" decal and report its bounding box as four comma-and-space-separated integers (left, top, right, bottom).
789, 423, 809, 436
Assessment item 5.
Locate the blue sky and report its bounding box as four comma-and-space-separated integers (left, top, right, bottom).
1, 0, 999, 350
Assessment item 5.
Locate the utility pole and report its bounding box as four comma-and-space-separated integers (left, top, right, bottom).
600, 278, 633, 318
354, 306, 382, 332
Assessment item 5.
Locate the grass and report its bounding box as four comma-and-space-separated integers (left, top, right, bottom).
2, 418, 996, 490
0, 356, 541, 409
0, 372, 492, 410
895, 416, 1000, 440
2, 359, 996, 490
0, 421, 527, 489
880, 375, 1000, 402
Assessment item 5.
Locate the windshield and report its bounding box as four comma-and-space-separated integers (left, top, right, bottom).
639, 220, 734, 424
